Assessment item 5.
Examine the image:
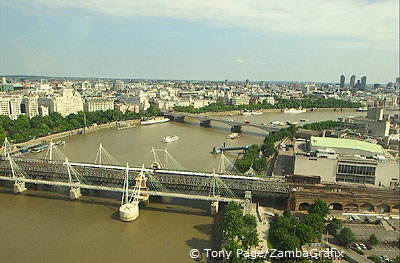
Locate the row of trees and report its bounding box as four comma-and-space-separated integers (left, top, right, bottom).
0, 106, 162, 144
261, 125, 298, 157
269, 199, 330, 253
173, 97, 362, 114
302, 120, 339, 131
222, 202, 260, 262
234, 145, 267, 174
234, 126, 298, 174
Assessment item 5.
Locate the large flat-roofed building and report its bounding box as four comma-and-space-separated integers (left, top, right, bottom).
294, 137, 399, 187
38, 88, 83, 117
308, 136, 385, 157
367, 107, 383, 121
83, 96, 115, 112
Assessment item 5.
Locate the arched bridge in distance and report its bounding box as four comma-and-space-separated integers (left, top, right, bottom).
162, 111, 288, 133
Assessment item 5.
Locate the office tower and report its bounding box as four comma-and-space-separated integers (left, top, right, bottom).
355, 80, 361, 89
339, 75, 345, 89
350, 75, 356, 88
361, 76, 367, 89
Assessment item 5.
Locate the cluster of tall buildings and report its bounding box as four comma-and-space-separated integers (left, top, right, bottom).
339, 74, 367, 90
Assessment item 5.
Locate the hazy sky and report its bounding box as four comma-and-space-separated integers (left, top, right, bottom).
0, 0, 398, 83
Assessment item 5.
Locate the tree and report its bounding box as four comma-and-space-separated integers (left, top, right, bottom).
296, 223, 314, 245
337, 227, 355, 247
368, 234, 379, 245
241, 214, 259, 249
222, 203, 260, 262
283, 208, 292, 218
223, 208, 244, 240
224, 240, 245, 263
234, 157, 252, 173
326, 218, 342, 235
304, 213, 325, 239
309, 199, 329, 218
0, 126, 6, 145
278, 234, 301, 251
252, 158, 267, 173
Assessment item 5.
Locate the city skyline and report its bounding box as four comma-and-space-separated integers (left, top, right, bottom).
0, 0, 398, 83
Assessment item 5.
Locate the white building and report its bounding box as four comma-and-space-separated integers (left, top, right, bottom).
9, 97, 22, 120
0, 97, 11, 117
0, 96, 22, 120
39, 105, 49, 117
232, 95, 250, 105
38, 88, 83, 117
22, 95, 39, 118
83, 96, 115, 112
264, 96, 275, 105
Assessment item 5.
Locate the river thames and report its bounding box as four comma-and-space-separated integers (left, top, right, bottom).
0, 110, 365, 263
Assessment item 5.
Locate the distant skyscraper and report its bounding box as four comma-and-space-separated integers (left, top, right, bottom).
339, 75, 345, 89
373, 84, 381, 89
1, 77, 5, 84
355, 80, 361, 90
350, 75, 356, 88
361, 76, 367, 90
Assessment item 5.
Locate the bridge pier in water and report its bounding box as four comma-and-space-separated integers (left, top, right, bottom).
231, 125, 242, 133
13, 181, 26, 194
244, 191, 252, 214
210, 201, 219, 215
69, 187, 82, 200
200, 119, 211, 127
119, 201, 140, 222
175, 116, 185, 122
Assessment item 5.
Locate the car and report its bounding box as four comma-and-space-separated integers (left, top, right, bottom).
359, 243, 367, 250
353, 243, 362, 250
380, 256, 390, 262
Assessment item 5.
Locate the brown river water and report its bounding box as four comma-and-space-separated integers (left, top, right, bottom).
0, 110, 365, 263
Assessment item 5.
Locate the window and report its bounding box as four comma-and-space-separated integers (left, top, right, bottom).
337, 163, 376, 176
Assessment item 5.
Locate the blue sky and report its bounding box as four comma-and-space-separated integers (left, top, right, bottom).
0, 0, 398, 83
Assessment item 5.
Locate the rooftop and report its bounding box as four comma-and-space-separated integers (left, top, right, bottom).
310, 136, 385, 155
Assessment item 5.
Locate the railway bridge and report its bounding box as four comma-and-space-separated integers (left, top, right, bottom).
0, 156, 290, 221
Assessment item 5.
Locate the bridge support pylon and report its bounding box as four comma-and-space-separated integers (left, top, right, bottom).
13, 181, 26, 194
210, 201, 219, 215
143, 198, 150, 207
231, 125, 242, 133
244, 191, 252, 214
200, 120, 211, 127
69, 186, 82, 200
119, 164, 148, 222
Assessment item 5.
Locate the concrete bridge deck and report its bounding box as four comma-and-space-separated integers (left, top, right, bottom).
163, 111, 288, 132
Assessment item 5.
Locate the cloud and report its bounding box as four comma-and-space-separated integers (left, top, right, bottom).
2, 0, 399, 49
